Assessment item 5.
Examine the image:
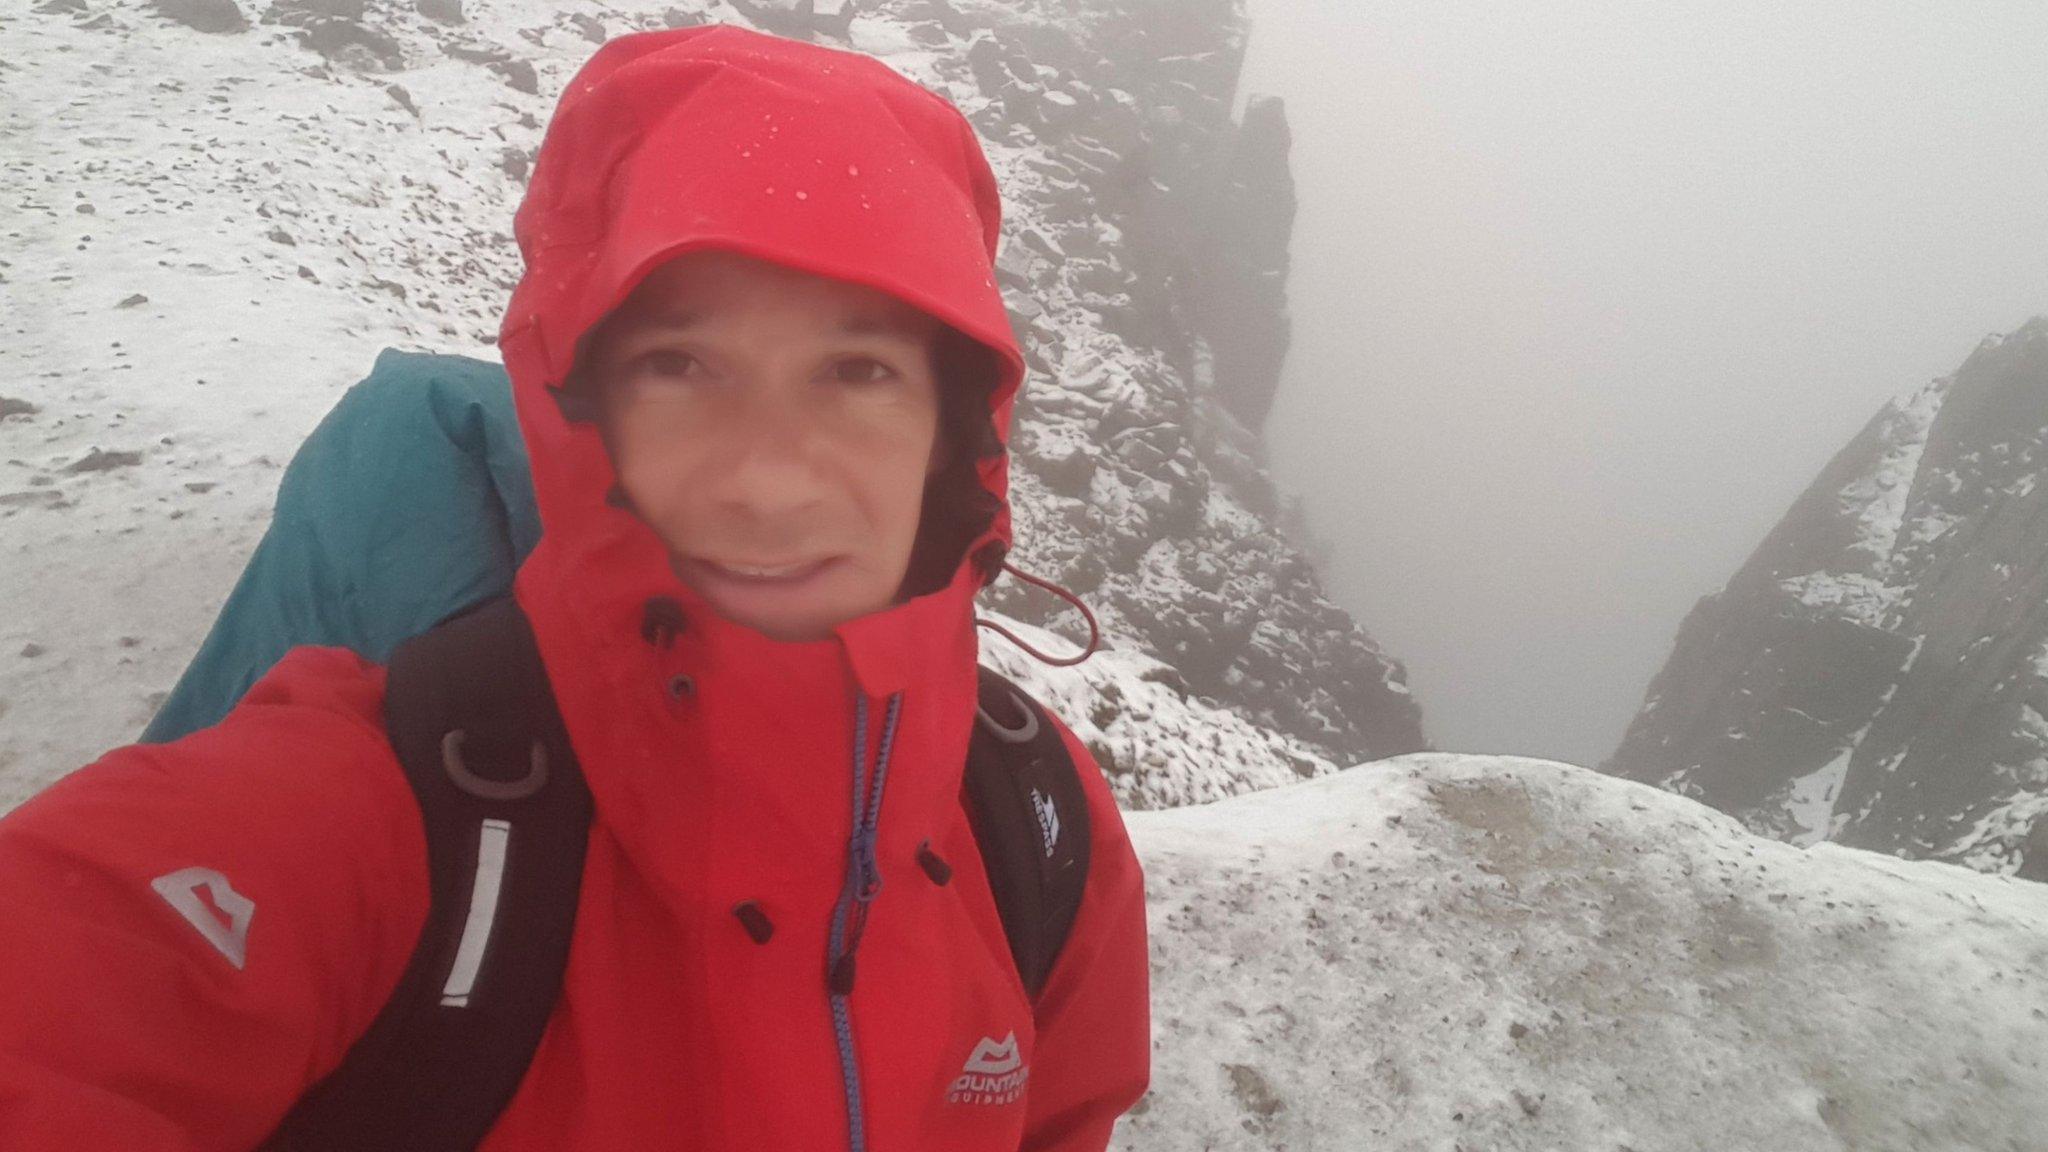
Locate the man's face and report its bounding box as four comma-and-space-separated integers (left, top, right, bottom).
584, 249, 945, 642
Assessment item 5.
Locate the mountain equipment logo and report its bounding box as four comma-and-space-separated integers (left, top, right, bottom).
948, 1031, 1030, 1105
151, 865, 254, 970
1029, 787, 1059, 858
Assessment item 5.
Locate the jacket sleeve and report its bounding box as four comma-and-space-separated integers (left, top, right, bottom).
0, 647, 429, 1151
1017, 716, 1152, 1152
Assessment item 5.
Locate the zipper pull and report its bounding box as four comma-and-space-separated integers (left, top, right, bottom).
829, 950, 857, 995
852, 825, 883, 903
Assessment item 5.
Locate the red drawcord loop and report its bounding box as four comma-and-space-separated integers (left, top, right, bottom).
975, 559, 1101, 667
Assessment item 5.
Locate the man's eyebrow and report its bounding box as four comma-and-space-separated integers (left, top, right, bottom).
834, 311, 932, 341
625, 308, 703, 333
614, 307, 931, 344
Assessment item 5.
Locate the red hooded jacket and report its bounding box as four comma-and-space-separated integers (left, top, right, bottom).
0, 25, 1150, 1151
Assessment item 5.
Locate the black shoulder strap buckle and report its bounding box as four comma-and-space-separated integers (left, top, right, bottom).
262, 595, 591, 1152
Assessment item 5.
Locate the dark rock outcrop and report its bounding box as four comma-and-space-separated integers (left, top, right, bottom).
1180, 93, 1295, 430
260, 0, 404, 69
931, 0, 1424, 767
1606, 317, 2048, 875
414, 0, 462, 26
153, 0, 248, 34
725, 0, 858, 40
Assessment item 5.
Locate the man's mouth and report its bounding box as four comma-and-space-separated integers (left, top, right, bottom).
692, 556, 840, 585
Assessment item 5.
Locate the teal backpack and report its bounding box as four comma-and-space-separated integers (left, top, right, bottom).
141, 350, 542, 745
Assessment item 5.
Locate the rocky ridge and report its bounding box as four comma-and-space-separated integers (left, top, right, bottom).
1605, 316, 2048, 877
0, 0, 1423, 806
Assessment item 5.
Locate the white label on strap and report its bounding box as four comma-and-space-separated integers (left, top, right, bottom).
441, 818, 513, 1008
1030, 788, 1060, 858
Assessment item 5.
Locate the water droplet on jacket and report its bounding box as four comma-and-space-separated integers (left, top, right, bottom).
795, 190, 808, 200
740, 150, 751, 158
847, 164, 859, 177
764, 186, 775, 195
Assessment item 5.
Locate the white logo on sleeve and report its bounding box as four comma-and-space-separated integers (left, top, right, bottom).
947, 1031, 1030, 1105
151, 866, 254, 970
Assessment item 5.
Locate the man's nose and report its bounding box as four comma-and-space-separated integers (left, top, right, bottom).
709, 389, 831, 521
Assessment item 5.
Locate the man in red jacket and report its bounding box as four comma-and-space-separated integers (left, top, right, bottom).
0, 24, 1151, 1151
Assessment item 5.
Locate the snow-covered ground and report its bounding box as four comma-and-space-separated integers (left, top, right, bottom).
1123, 753, 2048, 1151
981, 610, 1338, 809
1, 0, 534, 804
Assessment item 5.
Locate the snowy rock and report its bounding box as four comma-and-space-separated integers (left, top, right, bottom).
438, 39, 538, 93
497, 146, 532, 183
1037, 88, 1081, 127
980, 612, 1341, 808
492, 58, 539, 95
296, 17, 405, 70
269, 0, 364, 21
725, 0, 854, 40
965, 32, 1014, 99
413, 0, 463, 26
64, 448, 143, 474
1127, 753, 2048, 1149
1609, 316, 2048, 877
152, 0, 247, 34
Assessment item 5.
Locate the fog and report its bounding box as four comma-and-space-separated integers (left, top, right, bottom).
1238, 1, 2048, 767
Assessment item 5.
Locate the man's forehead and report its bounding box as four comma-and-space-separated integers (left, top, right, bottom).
619, 303, 934, 341
609, 251, 939, 339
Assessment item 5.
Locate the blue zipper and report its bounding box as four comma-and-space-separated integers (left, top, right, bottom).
826, 690, 903, 1152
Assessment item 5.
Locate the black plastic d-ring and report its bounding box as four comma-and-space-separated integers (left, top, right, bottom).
440, 729, 550, 801
974, 687, 1040, 744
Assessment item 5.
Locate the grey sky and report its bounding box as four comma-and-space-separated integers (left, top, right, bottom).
1235, 1, 2048, 766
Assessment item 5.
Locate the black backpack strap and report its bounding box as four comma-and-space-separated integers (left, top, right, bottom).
268, 629, 1087, 1149
262, 595, 592, 1152
962, 665, 1093, 1001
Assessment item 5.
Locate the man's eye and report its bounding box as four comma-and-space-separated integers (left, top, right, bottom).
830, 357, 894, 384
637, 350, 702, 378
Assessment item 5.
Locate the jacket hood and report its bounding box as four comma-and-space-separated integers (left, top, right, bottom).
497, 23, 1024, 695
491, 25, 1033, 922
